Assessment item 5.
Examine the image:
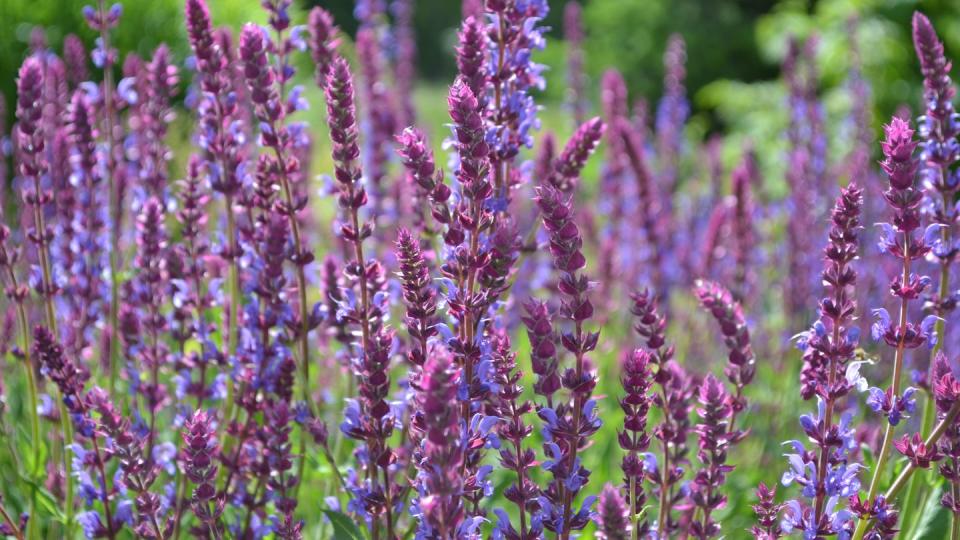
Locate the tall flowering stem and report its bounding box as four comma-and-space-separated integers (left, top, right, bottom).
85, 0, 123, 400
694, 280, 755, 429
780, 183, 864, 538
395, 127, 458, 245
239, 21, 317, 407
0, 226, 42, 534
325, 55, 395, 538
689, 375, 735, 539
631, 289, 690, 535
620, 120, 664, 292
620, 350, 652, 538
445, 78, 494, 436
395, 228, 437, 368
731, 150, 757, 300
595, 484, 630, 540
483, 0, 548, 203
128, 198, 170, 456
490, 333, 539, 539
751, 483, 783, 538
355, 26, 395, 223
410, 350, 468, 537
546, 117, 605, 194
656, 34, 688, 200
852, 117, 938, 539
66, 90, 105, 362
182, 410, 224, 537
912, 11, 959, 443
307, 6, 339, 87
391, 0, 417, 128
34, 327, 117, 539
17, 56, 77, 533
17, 57, 57, 332
185, 0, 244, 379
782, 38, 821, 329
535, 185, 601, 538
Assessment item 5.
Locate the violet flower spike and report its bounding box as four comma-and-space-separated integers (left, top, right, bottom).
307, 6, 340, 88
395, 127, 458, 243
17, 57, 58, 330
694, 279, 755, 429
546, 117, 605, 193
852, 117, 935, 539
411, 349, 468, 538
182, 410, 224, 536
489, 333, 540, 539
751, 483, 783, 539
910, 15, 960, 498
689, 374, 735, 539
534, 184, 601, 537
631, 289, 691, 536
239, 22, 317, 407
395, 228, 438, 367
595, 483, 631, 540
620, 349, 653, 537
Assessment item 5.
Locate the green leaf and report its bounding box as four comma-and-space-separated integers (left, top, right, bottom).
16, 479, 65, 522
322, 509, 366, 540
913, 482, 946, 539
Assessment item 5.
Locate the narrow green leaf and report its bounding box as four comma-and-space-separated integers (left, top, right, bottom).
914, 482, 946, 539
322, 509, 366, 540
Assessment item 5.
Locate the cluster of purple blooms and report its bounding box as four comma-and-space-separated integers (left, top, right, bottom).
3, 0, 960, 539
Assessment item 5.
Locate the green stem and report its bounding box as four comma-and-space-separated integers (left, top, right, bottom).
852, 231, 911, 540
852, 399, 960, 539
953, 507, 960, 540
900, 192, 952, 537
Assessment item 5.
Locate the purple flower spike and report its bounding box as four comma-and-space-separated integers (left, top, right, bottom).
182, 410, 224, 536
411, 349, 465, 538
783, 182, 864, 535
63, 34, 90, 88
533, 184, 601, 536
751, 483, 783, 538
395, 127, 458, 243
308, 7, 340, 87
881, 117, 921, 191
694, 279, 755, 423
489, 333, 539, 539
455, 17, 487, 104
523, 299, 561, 403
619, 349, 652, 535
395, 228, 438, 367
631, 288, 690, 536
912, 11, 959, 398
594, 483, 630, 540
547, 117, 605, 193
689, 374, 735, 539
